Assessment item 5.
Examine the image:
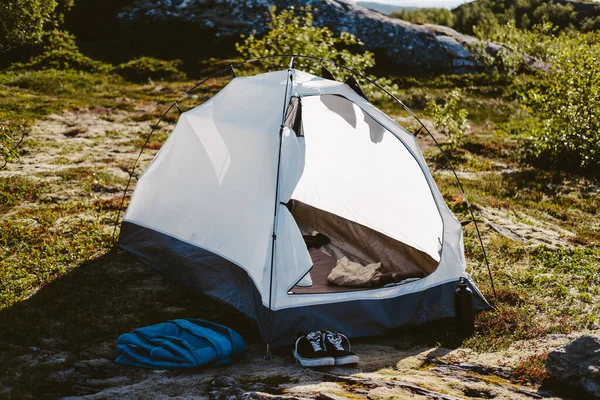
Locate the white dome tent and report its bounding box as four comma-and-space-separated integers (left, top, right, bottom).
116, 55, 493, 352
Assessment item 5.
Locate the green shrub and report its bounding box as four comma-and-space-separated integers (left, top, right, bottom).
453, 0, 586, 35
113, 57, 186, 82
475, 21, 600, 174
425, 89, 469, 151
522, 34, 600, 174
12, 30, 108, 72
473, 21, 558, 76
453, 0, 499, 35
581, 13, 600, 32
0, 0, 70, 54
532, 2, 577, 30
0, 69, 114, 95
235, 6, 397, 101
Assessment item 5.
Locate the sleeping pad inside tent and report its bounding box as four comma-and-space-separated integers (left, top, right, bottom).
118, 68, 490, 348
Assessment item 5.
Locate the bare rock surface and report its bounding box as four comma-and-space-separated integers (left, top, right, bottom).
546, 335, 600, 399
16, 331, 594, 399
117, 0, 513, 73
478, 206, 576, 249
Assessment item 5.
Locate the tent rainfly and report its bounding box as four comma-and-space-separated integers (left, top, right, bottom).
119, 66, 490, 349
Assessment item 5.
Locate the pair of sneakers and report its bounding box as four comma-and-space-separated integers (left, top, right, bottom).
293, 331, 359, 367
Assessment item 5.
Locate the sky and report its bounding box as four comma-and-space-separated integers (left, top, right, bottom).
367, 0, 473, 9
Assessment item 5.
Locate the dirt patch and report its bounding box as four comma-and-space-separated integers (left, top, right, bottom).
3, 109, 172, 184
1, 109, 174, 210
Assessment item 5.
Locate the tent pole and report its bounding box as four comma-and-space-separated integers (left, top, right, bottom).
423, 129, 498, 303
265, 61, 294, 360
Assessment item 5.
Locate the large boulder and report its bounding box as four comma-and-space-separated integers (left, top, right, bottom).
546, 335, 600, 398
117, 0, 504, 73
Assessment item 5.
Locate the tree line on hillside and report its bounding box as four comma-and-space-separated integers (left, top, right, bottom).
392, 0, 600, 33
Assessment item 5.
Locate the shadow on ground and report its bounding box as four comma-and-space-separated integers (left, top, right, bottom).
0, 248, 260, 398
0, 248, 465, 399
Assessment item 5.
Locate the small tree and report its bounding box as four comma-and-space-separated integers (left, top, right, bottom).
236, 6, 397, 101
0, 0, 74, 54
522, 32, 600, 173
453, 0, 499, 35
425, 89, 469, 151
237, 6, 374, 76
475, 20, 600, 173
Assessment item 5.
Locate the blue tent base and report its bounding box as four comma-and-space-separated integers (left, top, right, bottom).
119, 221, 490, 348
116, 319, 246, 369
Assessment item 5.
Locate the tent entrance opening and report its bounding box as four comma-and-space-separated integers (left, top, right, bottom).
286, 95, 444, 295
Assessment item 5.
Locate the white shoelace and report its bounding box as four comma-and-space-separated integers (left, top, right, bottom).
326, 332, 345, 351
306, 331, 323, 352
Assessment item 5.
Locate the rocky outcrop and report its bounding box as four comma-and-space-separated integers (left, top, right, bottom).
546, 335, 600, 398
117, 0, 502, 73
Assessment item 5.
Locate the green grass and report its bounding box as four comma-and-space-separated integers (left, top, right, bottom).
512, 353, 549, 384
0, 68, 227, 313
0, 69, 223, 127
129, 129, 170, 150
0, 200, 115, 309
0, 176, 48, 212
38, 167, 128, 193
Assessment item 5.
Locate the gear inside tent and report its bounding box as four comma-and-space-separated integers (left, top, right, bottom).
118, 64, 490, 348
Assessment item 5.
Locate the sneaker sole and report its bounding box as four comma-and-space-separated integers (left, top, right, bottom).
334, 355, 360, 365
293, 351, 335, 367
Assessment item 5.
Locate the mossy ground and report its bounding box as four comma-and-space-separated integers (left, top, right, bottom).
0, 66, 598, 397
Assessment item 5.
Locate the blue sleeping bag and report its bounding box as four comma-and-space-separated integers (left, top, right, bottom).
115, 319, 246, 369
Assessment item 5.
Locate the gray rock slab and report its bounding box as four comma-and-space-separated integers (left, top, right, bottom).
546, 335, 600, 398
